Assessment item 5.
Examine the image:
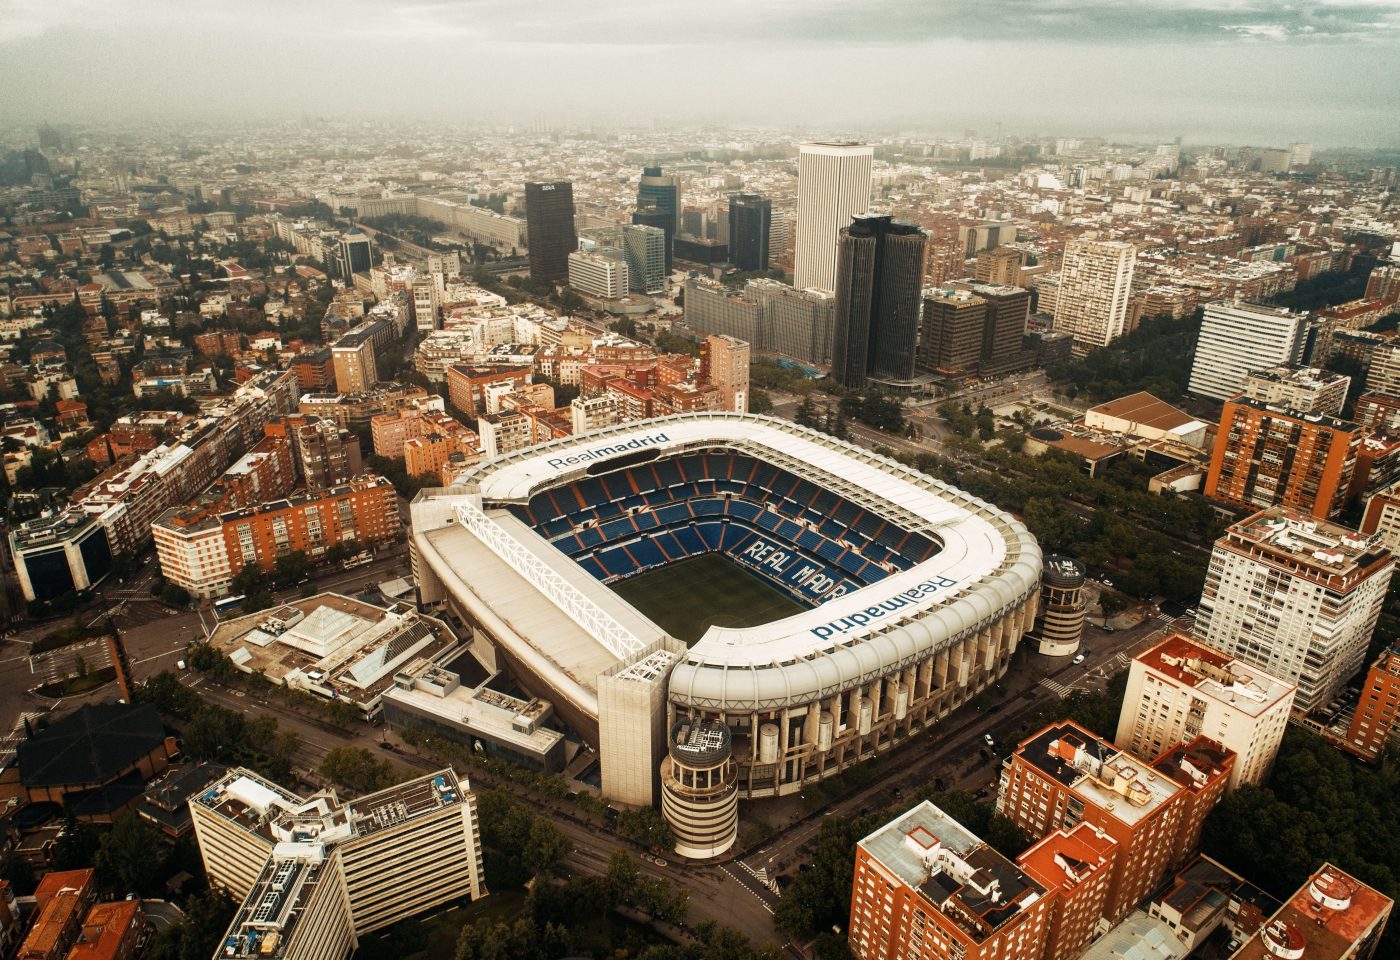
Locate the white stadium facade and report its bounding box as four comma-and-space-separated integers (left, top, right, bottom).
410, 413, 1041, 857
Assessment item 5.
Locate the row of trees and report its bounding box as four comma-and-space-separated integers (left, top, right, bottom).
1202, 730, 1400, 956
897, 443, 1216, 602
319, 746, 406, 794
1046, 314, 1201, 404
137, 669, 301, 782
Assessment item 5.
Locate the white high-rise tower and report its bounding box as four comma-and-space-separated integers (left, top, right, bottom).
794, 142, 873, 293
1052, 238, 1136, 355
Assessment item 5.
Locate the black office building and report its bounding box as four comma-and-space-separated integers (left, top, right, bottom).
636, 165, 680, 273
728, 194, 771, 272
830, 215, 928, 388
524, 181, 577, 284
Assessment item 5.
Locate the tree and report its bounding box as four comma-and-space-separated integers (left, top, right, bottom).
320, 746, 402, 794
144, 888, 238, 960
603, 849, 640, 905
608, 317, 638, 338
0, 849, 35, 895
616, 806, 674, 850
522, 817, 572, 876
795, 394, 821, 429
51, 811, 101, 870
749, 388, 773, 415
96, 810, 164, 893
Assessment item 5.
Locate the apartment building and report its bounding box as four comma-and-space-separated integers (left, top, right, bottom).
1115, 632, 1295, 789
1015, 824, 1117, 960
1149, 736, 1234, 853
479, 410, 533, 459
996, 722, 1188, 921
1231, 865, 1391, 960
848, 801, 1051, 960
699, 335, 750, 413
1052, 239, 1136, 355
1340, 646, 1400, 762
1204, 394, 1360, 520
153, 476, 401, 596
332, 326, 380, 393
1194, 508, 1394, 714
1188, 301, 1309, 401
15, 869, 96, 960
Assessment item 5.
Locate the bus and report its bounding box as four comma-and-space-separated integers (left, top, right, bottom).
212, 594, 246, 616
341, 551, 372, 570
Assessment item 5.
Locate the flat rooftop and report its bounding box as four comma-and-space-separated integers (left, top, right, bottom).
1135, 632, 1295, 717
860, 800, 1044, 943
1232, 865, 1393, 960
1017, 723, 1181, 827
207, 593, 461, 706
1225, 508, 1388, 578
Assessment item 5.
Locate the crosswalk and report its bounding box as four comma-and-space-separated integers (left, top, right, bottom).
738, 860, 782, 895
1038, 677, 1077, 698
1156, 613, 1177, 625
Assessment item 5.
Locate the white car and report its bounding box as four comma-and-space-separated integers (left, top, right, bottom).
983, 734, 995, 745
1072, 653, 1086, 665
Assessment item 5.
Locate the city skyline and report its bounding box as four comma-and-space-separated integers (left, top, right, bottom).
0, 0, 1398, 147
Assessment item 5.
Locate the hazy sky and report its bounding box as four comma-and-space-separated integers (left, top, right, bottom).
2, 0, 1399, 147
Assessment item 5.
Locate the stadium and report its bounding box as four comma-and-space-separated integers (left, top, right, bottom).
410, 413, 1041, 855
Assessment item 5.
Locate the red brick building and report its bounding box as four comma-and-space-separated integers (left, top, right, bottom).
997, 721, 1188, 922
848, 801, 1051, 960
1205, 395, 1360, 520
1341, 647, 1400, 762
220, 475, 400, 577
1016, 823, 1117, 960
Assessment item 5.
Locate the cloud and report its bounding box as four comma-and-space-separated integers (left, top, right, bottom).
6, 0, 1400, 49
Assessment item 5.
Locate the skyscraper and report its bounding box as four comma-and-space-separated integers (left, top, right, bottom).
794, 142, 873, 292
1195, 507, 1395, 714
1187, 301, 1311, 401
830, 215, 927, 388
335, 230, 373, 281
621, 223, 666, 294
1052, 239, 1135, 355
636, 165, 679, 273
524, 181, 577, 284
727, 193, 771, 272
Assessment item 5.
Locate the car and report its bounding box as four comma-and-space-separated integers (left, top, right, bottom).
378, 742, 395, 751
1072, 653, 1086, 665
1228, 939, 1241, 952
1101, 579, 1114, 588
892, 787, 903, 800
983, 733, 995, 745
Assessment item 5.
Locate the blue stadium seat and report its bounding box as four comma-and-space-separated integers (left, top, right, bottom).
695, 522, 725, 551
628, 539, 666, 569
577, 555, 608, 580
652, 459, 683, 488
727, 500, 762, 522
673, 527, 707, 555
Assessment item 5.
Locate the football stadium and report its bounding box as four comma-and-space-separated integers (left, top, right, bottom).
410, 413, 1041, 857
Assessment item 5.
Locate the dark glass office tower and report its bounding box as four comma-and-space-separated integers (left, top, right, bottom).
524, 181, 577, 283
830, 215, 927, 388
727, 194, 771, 272
636, 165, 680, 272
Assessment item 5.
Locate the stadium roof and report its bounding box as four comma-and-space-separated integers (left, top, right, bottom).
414, 414, 1040, 713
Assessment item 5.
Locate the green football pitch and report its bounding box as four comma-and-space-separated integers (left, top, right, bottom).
609, 552, 809, 645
